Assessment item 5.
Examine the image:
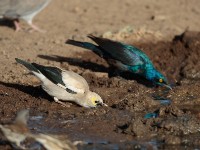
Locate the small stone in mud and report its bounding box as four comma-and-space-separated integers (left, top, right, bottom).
93, 72, 108, 78
164, 135, 181, 145
158, 105, 184, 117
123, 118, 150, 137
114, 94, 159, 112
159, 115, 200, 135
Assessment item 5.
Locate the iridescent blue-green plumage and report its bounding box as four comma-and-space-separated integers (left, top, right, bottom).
66, 35, 171, 89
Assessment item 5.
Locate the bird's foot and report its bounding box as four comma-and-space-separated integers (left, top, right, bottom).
14, 20, 21, 32
28, 23, 46, 33
53, 97, 71, 108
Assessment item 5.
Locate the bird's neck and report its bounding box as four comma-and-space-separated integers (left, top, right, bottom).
144, 67, 156, 81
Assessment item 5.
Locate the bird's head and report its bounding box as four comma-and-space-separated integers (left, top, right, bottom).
82, 92, 107, 108
151, 70, 172, 90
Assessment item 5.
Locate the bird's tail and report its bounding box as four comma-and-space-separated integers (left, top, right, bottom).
15, 58, 39, 73
16, 58, 47, 81
66, 39, 103, 57
66, 39, 98, 50
87, 34, 99, 41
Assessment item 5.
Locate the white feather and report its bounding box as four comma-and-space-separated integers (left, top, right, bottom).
60, 70, 89, 94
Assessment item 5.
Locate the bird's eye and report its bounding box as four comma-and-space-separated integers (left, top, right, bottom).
159, 78, 163, 83
91, 97, 96, 101
91, 97, 98, 104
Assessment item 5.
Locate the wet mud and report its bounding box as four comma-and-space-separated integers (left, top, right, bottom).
0, 31, 200, 149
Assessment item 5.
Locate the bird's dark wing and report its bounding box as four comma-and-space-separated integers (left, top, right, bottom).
32, 63, 76, 94
88, 35, 151, 66
66, 39, 104, 57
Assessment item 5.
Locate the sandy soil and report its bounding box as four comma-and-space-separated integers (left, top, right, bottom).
0, 0, 200, 149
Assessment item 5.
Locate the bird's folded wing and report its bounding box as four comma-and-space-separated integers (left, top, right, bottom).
88, 35, 148, 66
61, 71, 89, 94
32, 63, 88, 94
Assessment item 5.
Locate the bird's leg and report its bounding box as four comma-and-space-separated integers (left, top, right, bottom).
14, 20, 21, 32
115, 70, 124, 77
53, 97, 70, 108
27, 21, 46, 33
109, 68, 123, 78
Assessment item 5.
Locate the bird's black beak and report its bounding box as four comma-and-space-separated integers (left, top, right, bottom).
97, 102, 108, 107
162, 83, 172, 90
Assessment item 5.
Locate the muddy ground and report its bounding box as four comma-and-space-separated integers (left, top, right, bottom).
0, 0, 200, 149
0, 31, 200, 149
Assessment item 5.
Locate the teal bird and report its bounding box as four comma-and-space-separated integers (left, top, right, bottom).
66, 35, 171, 89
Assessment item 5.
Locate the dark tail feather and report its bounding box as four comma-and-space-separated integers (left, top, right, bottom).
87, 34, 96, 39
66, 39, 98, 51
15, 58, 39, 73
87, 34, 101, 42
87, 34, 110, 46
66, 39, 86, 48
